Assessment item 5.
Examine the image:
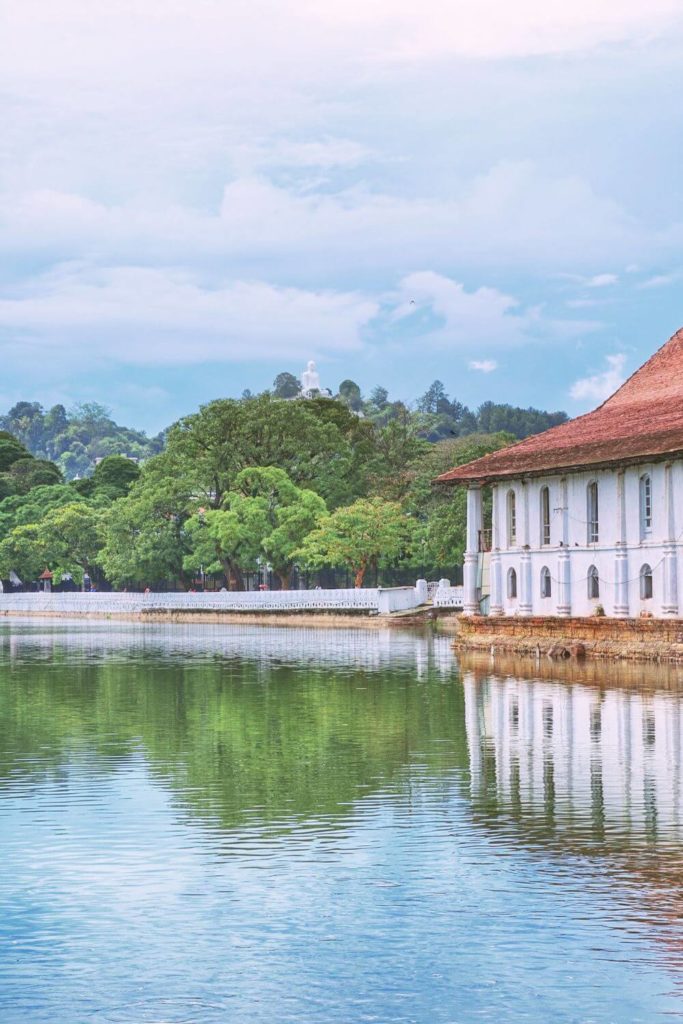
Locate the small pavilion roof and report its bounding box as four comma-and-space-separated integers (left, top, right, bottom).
437, 327, 683, 485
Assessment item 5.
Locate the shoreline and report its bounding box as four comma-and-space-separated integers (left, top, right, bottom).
6, 607, 683, 664
0, 607, 446, 630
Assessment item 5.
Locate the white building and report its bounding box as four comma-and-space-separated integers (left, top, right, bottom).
438, 328, 683, 618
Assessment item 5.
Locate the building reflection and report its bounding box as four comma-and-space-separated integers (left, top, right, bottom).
462, 657, 683, 845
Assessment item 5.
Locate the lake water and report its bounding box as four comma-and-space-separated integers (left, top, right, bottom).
1, 620, 683, 1024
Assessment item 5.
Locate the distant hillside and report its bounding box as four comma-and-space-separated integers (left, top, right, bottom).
1, 383, 567, 481
0, 402, 164, 480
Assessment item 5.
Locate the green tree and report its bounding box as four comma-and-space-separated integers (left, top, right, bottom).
0, 484, 85, 542
90, 455, 140, 498
236, 467, 327, 588
366, 410, 429, 501
100, 463, 193, 589
38, 502, 105, 584
404, 433, 514, 572
367, 386, 389, 412
296, 497, 417, 587
184, 467, 327, 589
476, 401, 568, 439
6, 458, 62, 495
0, 432, 31, 472
183, 506, 260, 590
337, 379, 363, 412
165, 394, 369, 509
0, 523, 48, 583
272, 372, 301, 399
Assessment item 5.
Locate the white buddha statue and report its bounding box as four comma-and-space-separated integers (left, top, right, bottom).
301, 360, 321, 395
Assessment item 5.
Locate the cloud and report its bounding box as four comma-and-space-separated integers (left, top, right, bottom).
586, 273, 618, 287
391, 270, 598, 349
569, 353, 627, 402
3, 0, 680, 100
637, 269, 683, 289
0, 264, 595, 380
0, 265, 377, 367
1, 0, 681, 422
305, 0, 683, 60
239, 138, 374, 171
0, 162, 651, 279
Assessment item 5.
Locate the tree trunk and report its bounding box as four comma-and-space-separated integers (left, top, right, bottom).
354, 561, 366, 589
218, 552, 245, 591
223, 562, 245, 591
276, 569, 291, 590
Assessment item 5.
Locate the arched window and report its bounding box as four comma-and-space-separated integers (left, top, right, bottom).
587, 564, 600, 600
507, 567, 517, 599
507, 490, 517, 547
587, 481, 599, 544
639, 474, 652, 537
640, 563, 653, 600
540, 486, 551, 546
540, 566, 551, 598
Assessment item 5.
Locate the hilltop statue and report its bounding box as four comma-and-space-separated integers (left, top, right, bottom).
300, 361, 332, 398
301, 360, 321, 394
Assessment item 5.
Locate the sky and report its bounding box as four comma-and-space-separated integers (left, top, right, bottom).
1, 1, 683, 433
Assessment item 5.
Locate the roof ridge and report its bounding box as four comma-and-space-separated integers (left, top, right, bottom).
596, 326, 683, 411
436, 325, 683, 485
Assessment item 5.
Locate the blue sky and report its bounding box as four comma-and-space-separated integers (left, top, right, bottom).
1, 1, 682, 433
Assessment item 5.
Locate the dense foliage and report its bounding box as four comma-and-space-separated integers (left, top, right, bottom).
0, 376, 567, 590
0, 402, 163, 479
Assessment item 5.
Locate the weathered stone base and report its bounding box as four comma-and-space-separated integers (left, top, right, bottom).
452, 614, 683, 663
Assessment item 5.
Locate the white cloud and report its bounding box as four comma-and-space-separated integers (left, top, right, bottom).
240, 138, 374, 171
391, 270, 598, 350
0, 162, 650, 276
586, 273, 618, 287
305, 0, 683, 60
638, 269, 683, 289
0, 264, 596, 377
2, 0, 679, 99
0, 265, 377, 367
569, 353, 627, 402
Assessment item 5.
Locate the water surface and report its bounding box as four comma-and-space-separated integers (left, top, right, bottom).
1, 620, 683, 1023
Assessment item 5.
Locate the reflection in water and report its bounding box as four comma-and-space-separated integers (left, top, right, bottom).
1, 621, 683, 1023
464, 669, 683, 844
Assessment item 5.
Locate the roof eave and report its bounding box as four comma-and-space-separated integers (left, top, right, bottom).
434, 446, 683, 487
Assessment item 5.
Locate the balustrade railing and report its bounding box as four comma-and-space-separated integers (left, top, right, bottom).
0, 581, 452, 616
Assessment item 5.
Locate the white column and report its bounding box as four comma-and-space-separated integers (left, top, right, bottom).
613, 469, 630, 618
663, 462, 679, 616
557, 476, 572, 616
519, 480, 533, 616
490, 483, 504, 616
463, 483, 482, 615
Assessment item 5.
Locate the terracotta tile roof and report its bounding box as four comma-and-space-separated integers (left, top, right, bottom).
437, 327, 683, 485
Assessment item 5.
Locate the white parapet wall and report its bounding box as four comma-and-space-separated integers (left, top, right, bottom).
432, 580, 465, 609
0, 582, 437, 617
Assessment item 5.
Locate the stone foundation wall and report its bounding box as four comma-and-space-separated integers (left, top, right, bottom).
453, 614, 683, 663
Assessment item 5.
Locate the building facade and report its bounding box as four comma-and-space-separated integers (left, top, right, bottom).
438, 328, 683, 619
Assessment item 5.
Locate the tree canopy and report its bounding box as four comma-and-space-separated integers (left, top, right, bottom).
0, 374, 565, 589
296, 497, 417, 588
